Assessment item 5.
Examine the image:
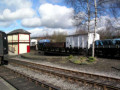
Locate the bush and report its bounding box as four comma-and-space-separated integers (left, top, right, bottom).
88, 57, 96, 62
73, 59, 81, 64
67, 56, 97, 65
67, 55, 73, 59
69, 56, 87, 64
80, 56, 86, 60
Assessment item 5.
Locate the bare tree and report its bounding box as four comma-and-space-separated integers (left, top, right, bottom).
97, 18, 117, 39
65, 0, 98, 57
51, 31, 67, 42
87, 0, 90, 33
65, 0, 93, 32
65, 0, 120, 57
92, 0, 97, 57
75, 29, 88, 34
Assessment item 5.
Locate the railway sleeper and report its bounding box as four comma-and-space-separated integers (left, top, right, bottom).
12, 61, 120, 83
4, 66, 60, 90
9, 60, 120, 90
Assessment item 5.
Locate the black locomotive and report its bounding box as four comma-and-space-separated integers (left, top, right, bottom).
0, 31, 8, 64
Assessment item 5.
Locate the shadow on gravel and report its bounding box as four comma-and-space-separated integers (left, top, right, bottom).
111, 67, 120, 71
0, 60, 8, 65
43, 52, 120, 60
35, 50, 120, 60
44, 52, 69, 56
96, 55, 120, 60
38, 51, 84, 56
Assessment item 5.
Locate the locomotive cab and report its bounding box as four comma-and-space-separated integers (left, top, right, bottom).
0, 31, 8, 65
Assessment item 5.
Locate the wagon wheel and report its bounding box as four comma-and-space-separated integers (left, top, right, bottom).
59, 48, 62, 52
65, 49, 67, 53
0, 56, 4, 65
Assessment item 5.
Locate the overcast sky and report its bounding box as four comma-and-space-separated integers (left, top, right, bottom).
0, 0, 120, 37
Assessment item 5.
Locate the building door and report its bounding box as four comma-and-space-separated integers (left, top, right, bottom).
27, 45, 30, 53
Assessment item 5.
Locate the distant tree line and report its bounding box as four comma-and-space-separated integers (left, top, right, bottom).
50, 31, 67, 42
75, 18, 120, 39
41, 31, 67, 42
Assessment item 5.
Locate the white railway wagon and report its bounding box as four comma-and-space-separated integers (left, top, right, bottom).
30, 39, 38, 50
66, 33, 100, 49
30, 39, 37, 46
7, 29, 30, 55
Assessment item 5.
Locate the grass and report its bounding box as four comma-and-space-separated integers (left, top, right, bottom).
88, 57, 96, 62
68, 56, 97, 65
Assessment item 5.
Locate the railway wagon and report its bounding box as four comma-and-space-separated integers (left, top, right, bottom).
38, 39, 50, 50
44, 42, 65, 52
38, 33, 100, 55
0, 31, 8, 64
30, 39, 38, 50
38, 41, 65, 52
66, 33, 100, 54
95, 39, 120, 56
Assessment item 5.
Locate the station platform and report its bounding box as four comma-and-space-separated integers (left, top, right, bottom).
0, 77, 16, 90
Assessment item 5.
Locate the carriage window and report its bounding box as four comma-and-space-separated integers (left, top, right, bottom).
108, 40, 113, 45
116, 40, 120, 45
95, 41, 99, 46
100, 41, 103, 46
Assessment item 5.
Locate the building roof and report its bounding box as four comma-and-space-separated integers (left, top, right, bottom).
7, 29, 30, 35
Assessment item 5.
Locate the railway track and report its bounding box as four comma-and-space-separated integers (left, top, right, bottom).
8, 58, 120, 90
0, 66, 59, 90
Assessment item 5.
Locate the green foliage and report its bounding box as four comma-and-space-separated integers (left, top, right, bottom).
67, 56, 97, 65
67, 55, 73, 59
73, 60, 81, 64
69, 56, 87, 64
88, 57, 96, 62
80, 56, 86, 60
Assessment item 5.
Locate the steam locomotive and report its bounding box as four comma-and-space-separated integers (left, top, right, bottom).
0, 31, 8, 64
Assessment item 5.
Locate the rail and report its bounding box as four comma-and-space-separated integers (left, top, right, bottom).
9, 59, 120, 90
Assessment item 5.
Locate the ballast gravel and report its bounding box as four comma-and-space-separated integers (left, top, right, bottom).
6, 64, 98, 90
11, 57, 120, 79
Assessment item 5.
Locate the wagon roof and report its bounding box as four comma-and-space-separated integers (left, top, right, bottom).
66, 33, 99, 37
67, 33, 91, 37
7, 29, 30, 35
